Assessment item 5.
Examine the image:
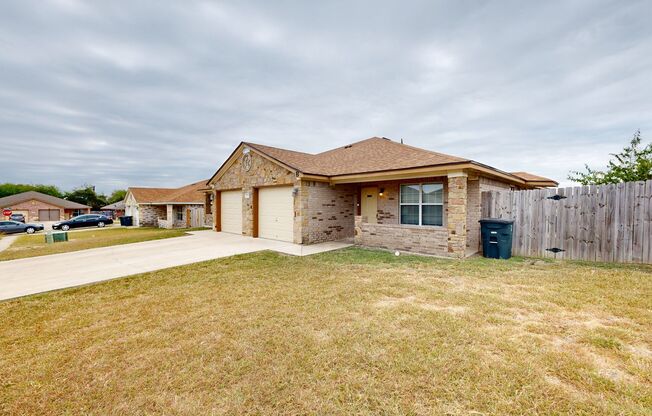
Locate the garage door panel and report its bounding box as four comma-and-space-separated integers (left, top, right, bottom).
258, 186, 294, 242
38, 209, 60, 221
221, 190, 242, 235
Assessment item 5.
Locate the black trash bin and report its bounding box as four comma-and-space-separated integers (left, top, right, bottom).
479, 219, 514, 259
119, 216, 133, 226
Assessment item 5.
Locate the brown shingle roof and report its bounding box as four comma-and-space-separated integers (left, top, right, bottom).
245, 137, 468, 176
128, 180, 208, 204
0, 191, 91, 209
510, 172, 558, 184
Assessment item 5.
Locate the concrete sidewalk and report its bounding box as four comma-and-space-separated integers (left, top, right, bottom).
0, 231, 351, 301
0, 235, 18, 253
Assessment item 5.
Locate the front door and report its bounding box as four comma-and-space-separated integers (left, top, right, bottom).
361, 186, 378, 224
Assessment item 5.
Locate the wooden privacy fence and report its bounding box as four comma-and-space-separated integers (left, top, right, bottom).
481, 180, 652, 263
186, 206, 205, 228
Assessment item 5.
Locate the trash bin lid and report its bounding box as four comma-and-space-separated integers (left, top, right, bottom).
479, 218, 514, 224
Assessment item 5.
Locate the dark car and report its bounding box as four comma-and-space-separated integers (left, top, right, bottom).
52, 214, 113, 231
9, 213, 25, 223
0, 220, 44, 234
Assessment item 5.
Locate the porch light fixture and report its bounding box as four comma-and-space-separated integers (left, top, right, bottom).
379, 188, 385, 196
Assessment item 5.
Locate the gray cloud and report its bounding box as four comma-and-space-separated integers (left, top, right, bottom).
1, 0, 651, 192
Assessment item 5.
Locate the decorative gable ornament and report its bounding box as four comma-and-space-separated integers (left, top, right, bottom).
242, 153, 252, 172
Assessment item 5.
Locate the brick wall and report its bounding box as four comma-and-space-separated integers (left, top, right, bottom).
301, 181, 355, 243
139, 205, 166, 227
354, 216, 449, 256
9, 199, 63, 222
373, 177, 449, 225
446, 174, 467, 258
480, 176, 512, 192
466, 178, 481, 253
466, 176, 514, 253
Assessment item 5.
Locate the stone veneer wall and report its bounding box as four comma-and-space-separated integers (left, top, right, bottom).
300, 181, 356, 243
446, 174, 467, 258
212, 148, 300, 242
354, 216, 449, 256
139, 205, 166, 227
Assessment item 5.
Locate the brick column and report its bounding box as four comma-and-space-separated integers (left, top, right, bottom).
242, 187, 253, 237
447, 172, 468, 258
166, 204, 174, 229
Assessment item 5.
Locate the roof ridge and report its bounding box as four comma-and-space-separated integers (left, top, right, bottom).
314, 136, 385, 156
245, 142, 317, 157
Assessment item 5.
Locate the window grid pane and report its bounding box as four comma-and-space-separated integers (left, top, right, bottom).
400, 205, 419, 225
400, 184, 420, 204
422, 183, 443, 204
399, 182, 444, 226
422, 205, 443, 226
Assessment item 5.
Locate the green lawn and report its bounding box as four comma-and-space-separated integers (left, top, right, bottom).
1, 248, 650, 415
0, 228, 192, 261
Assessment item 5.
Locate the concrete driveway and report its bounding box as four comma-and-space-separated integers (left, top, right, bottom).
0, 231, 351, 301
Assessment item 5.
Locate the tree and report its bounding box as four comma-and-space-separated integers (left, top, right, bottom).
107, 189, 127, 204
64, 186, 108, 210
0, 183, 64, 199
568, 130, 652, 185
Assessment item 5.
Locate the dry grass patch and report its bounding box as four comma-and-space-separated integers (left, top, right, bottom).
0, 227, 191, 261
0, 248, 651, 415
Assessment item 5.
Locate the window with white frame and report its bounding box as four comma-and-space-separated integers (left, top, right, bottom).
399, 183, 444, 226
176, 207, 184, 221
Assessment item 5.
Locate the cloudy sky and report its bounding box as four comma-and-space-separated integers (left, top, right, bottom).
1, 0, 651, 192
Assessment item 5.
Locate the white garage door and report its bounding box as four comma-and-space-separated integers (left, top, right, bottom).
221, 190, 242, 235
258, 186, 294, 242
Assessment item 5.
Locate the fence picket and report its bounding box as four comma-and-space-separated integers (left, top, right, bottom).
480, 180, 651, 263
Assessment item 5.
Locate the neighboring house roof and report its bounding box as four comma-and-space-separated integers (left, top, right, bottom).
127, 180, 208, 204
209, 137, 558, 187
101, 200, 125, 210
509, 172, 555, 182
0, 191, 91, 209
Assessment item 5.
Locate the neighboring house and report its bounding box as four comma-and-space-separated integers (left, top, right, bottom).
0, 191, 91, 222
207, 137, 557, 257
124, 180, 212, 228
100, 200, 125, 219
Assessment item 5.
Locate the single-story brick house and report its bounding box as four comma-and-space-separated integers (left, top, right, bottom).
207, 137, 557, 258
0, 191, 90, 222
100, 200, 125, 219
124, 180, 212, 228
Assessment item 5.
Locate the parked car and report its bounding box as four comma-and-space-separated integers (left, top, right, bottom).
52, 214, 113, 231
9, 213, 26, 223
0, 220, 44, 234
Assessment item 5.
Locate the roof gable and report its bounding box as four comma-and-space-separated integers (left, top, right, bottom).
128, 180, 208, 204
209, 137, 557, 187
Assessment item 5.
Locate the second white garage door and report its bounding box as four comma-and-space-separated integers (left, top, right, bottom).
221, 190, 242, 235
258, 186, 294, 242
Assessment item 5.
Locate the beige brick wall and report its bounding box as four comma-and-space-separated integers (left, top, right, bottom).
9, 199, 63, 221
466, 178, 481, 253
480, 176, 513, 192
372, 177, 449, 225
446, 175, 467, 258
139, 205, 166, 227
301, 181, 356, 243
354, 216, 449, 256
467, 175, 514, 253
